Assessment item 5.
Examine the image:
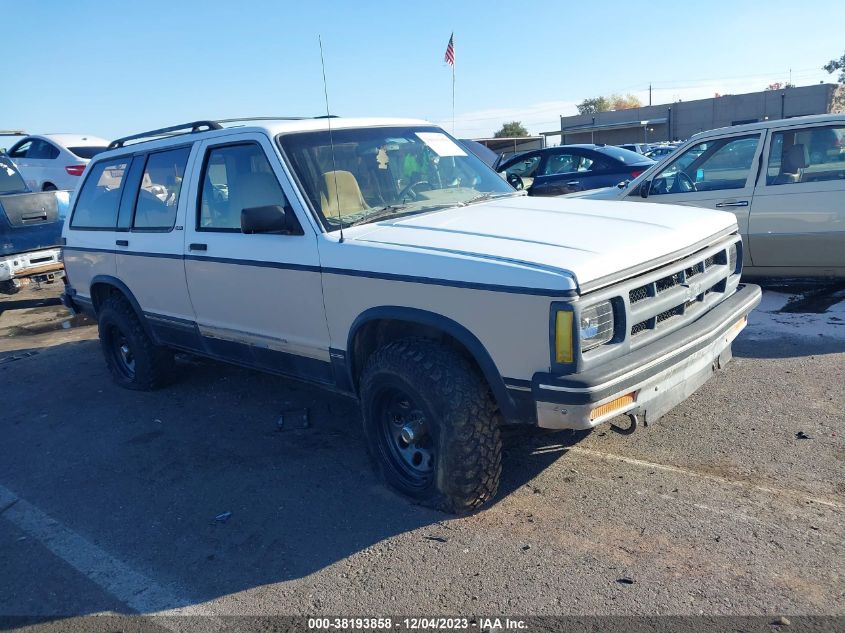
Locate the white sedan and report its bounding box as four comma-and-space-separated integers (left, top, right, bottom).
6, 133, 109, 191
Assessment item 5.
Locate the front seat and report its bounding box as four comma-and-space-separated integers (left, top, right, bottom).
320, 170, 370, 218
773, 144, 806, 185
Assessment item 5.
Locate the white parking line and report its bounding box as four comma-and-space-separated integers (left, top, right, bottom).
0, 484, 223, 630
567, 446, 845, 511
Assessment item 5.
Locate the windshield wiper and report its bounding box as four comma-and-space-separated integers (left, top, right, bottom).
459, 191, 520, 206
348, 204, 410, 227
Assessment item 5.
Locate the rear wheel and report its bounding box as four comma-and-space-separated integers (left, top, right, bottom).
42, 183, 57, 192
97, 295, 173, 390
360, 338, 502, 513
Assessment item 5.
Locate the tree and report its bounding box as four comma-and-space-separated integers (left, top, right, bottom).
576, 96, 611, 115
493, 121, 529, 138
577, 94, 641, 115
609, 93, 642, 110
766, 82, 795, 91
824, 51, 845, 83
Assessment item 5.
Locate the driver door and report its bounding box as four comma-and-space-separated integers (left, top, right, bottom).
634, 133, 763, 264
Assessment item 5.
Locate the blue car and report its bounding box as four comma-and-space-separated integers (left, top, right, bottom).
497, 144, 654, 196
0, 154, 69, 293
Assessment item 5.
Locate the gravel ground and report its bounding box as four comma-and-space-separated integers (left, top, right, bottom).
0, 281, 843, 625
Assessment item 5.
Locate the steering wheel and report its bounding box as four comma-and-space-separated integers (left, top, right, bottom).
398, 180, 432, 202
674, 171, 697, 192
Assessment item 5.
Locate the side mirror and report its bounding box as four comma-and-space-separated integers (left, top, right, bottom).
506, 172, 524, 191
639, 180, 651, 198
241, 205, 298, 234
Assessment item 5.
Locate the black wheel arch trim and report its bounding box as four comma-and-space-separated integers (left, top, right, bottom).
89, 275, 154, 339
346, 306, 522, 421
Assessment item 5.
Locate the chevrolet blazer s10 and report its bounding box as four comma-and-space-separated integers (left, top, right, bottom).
61, 118, 761, 512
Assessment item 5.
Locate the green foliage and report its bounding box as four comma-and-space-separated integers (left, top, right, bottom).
493, 121, 529, 138
577, 93, 642, 115
824, 52, 845, 83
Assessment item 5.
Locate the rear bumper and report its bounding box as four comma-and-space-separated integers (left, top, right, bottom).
533, 283, 761, 430
0, 248, 64, 283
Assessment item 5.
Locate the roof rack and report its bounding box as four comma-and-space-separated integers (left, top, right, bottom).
0, 130, 26, 136
216, 116, 307, 124
108, 120, 222, 149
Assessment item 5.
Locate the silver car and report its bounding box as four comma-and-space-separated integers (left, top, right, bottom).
572, 114, 845, 278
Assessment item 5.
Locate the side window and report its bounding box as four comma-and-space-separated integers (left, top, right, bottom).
503, 154, 540, 178
198, 143, 288, 231
649, 134, 760, 195
132, 147, 191, 230
70, 159, 129, 229
541, 153, 593, 176
28, 141, 60, 160
8, 140, 32, 158
766, 125, 845, 186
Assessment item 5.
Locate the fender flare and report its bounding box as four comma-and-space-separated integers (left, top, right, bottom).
345, 306, 518, 420
89, 275, 154, 339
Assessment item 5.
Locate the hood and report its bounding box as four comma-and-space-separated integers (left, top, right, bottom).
346, 195, 737, 293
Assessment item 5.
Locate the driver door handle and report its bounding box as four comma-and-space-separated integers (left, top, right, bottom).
715, 200, 749, 208
566, 181, 579, 187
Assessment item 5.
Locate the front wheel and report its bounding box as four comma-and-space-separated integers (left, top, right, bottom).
360, 338, 502, 513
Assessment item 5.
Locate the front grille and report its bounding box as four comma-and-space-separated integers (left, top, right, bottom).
629, 286, 649, 304
655, 272, 682, 293
625, 239, 739, 341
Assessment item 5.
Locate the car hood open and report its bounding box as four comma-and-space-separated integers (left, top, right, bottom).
346, 195, 737, 292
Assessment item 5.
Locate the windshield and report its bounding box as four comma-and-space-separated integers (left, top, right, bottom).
0, 156, 28, 194
278, 126, 516, 229
69, 146, 109, 159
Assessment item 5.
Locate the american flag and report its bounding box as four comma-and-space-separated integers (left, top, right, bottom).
444, 33, 455, 66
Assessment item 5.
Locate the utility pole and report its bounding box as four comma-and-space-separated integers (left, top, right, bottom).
649, 84, 652, 106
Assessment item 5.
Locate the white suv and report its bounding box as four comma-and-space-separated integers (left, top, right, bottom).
7, 134, 110, 191
62, 118, 761, 512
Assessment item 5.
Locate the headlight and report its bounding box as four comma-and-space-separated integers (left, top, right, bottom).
580, 301, 614, 352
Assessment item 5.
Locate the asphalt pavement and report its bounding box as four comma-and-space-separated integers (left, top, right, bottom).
0, 281, 843, 625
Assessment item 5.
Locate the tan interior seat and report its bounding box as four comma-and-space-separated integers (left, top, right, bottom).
320, 170, 370, 218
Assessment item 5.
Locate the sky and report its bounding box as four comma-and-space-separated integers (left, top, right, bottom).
3, 0, 843, 144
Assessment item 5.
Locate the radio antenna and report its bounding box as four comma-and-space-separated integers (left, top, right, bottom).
319, 35, 344, 243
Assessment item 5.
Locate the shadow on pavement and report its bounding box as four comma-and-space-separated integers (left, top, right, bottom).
0, 337, 583, 618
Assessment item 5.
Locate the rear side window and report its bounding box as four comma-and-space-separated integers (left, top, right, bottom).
69, 146, 108, 159
70, 159, 129, 229
28, 140, 60, 159
133, 147, 191, 230
766, 125, 845, 186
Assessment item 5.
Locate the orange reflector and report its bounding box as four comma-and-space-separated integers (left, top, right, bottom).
590, 392, 636, 421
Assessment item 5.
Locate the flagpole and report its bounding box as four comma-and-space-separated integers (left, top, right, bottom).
451, 57, 455, 135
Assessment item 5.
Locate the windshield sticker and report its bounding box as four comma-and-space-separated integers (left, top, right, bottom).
415, 132, 467, 157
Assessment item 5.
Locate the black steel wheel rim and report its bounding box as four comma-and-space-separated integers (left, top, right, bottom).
108, 325, 136, 379
375, 386, 435, 488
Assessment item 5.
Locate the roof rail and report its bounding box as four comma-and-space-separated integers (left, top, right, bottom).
108, 120, 222, 149
0, 130, 26, 136
216, 116, 307, 125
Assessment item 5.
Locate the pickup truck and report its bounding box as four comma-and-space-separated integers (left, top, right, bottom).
61, 117, 761, 512
0, 154, 68, 294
